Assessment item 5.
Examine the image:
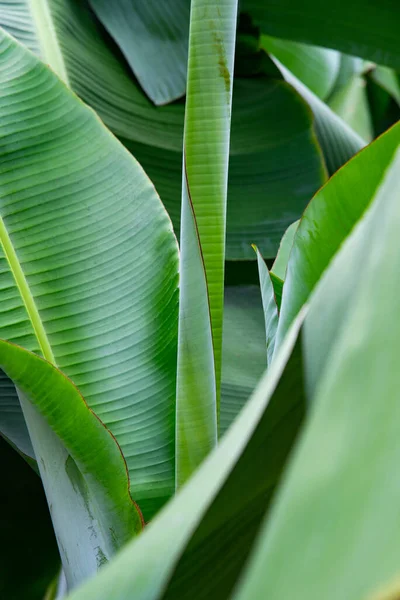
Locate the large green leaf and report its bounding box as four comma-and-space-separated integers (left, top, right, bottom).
261, 36, 340, 99
176, 0, 238, 485
233, 149, 400, 600
0, 0, 326, 260
0, 27, 179, 521
243, 0, 400, 70
68, 309, 306, 600
88, 0, 190, 105
276, 121, 400, 346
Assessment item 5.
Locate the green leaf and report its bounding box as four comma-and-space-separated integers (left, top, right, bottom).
88, 0, 190, 105
233, 148, 400, 600
243, 0, 400, 70
271, 219, 299, 280
0, 340, 143, 588
220, 286, 266, 436
276, 121, 400, 346
261, 36, 340, 99
67, 309, 306, 600
328, 75, 373, 141
331, 54, 365, 92
253, 246, 278, 366
176, 0, 238, 486
0, 27, 179, 521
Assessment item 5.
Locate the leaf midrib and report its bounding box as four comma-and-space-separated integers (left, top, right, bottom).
0, 216, 55, 363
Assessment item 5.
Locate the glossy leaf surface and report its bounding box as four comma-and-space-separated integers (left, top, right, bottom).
0, 27, 179, 520
89, 0, 190, 105
277, 121, 400, 345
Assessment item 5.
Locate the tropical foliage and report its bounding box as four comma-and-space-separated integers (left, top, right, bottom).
0, 1, 399, 599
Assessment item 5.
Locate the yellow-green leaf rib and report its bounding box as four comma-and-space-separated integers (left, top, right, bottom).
0, 217, 55, 363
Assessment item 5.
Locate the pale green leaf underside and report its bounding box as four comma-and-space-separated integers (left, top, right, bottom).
261, 36, 340, 100
0, 28, 179, 520
328, 76, 373, 142
270, 57, 366, 175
